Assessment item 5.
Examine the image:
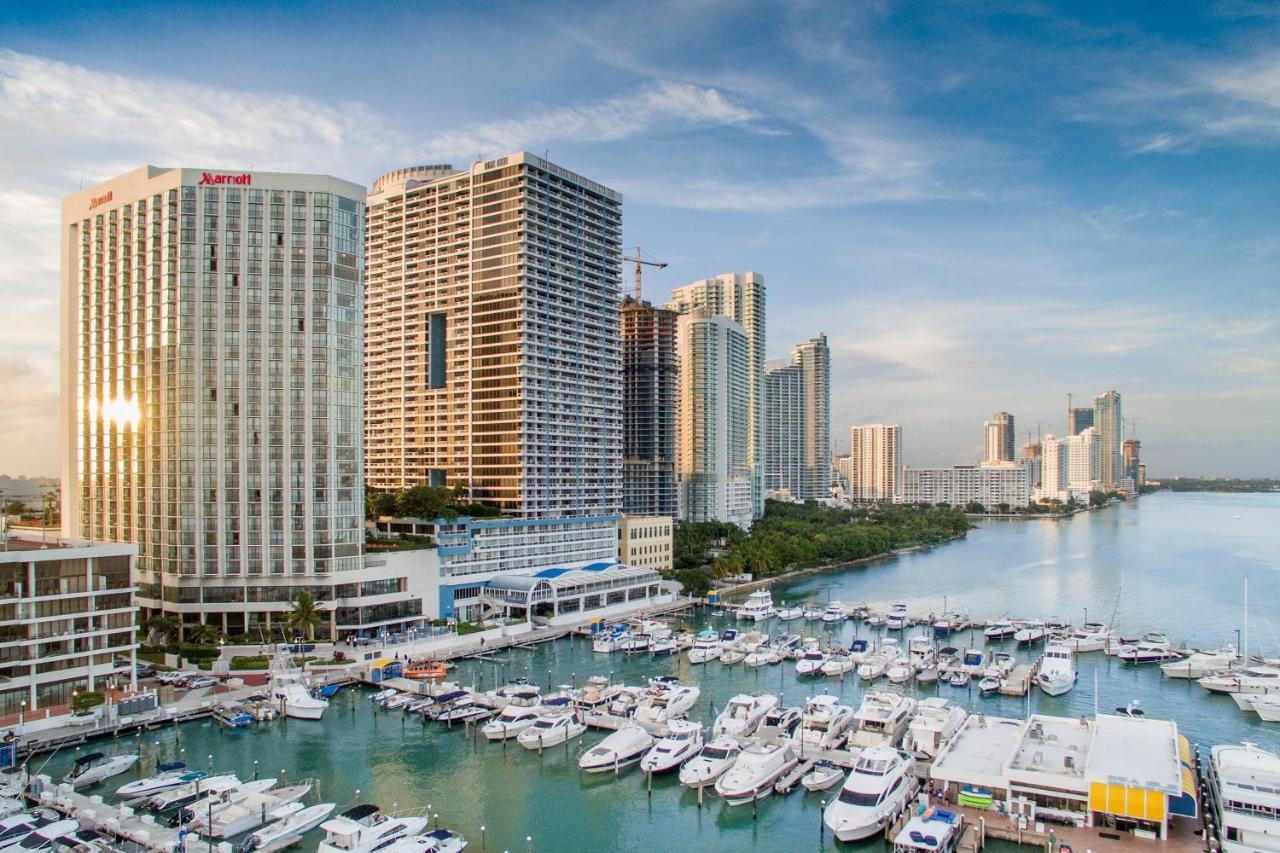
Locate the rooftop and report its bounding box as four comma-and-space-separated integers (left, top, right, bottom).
931, 714, 1024, 785
1009, 714, 1093, 780
1088, 714, 1182, 794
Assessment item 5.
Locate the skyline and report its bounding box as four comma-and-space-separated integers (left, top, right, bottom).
2, 1, 1278, 477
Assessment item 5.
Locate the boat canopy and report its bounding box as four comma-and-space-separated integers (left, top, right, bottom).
72, 752, 105, 767
338, 803, 380, 821
157, 761, 186, 772
432, 690, 469, 703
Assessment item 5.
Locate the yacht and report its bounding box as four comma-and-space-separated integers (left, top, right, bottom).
932, 613, 964, 636
193, 781, 314, 839
145, 774, 241, 814
115, 762, 203, 798
517, 699, 585, 749
905, 698, 967, 761
744, 644, 775, 668
821, 651, 855, 677
713, 693, 778, 738
61, 752, 139, 788
633, 683, 700, 725
640, 720, 704, 774
822, 601, 847, 623
714, 737, 798, 805
734, 589, 777, 622
481, 691, 543, 741
850, 691, 918, 749
268, 654, 328, 720
317, 805, 428, 853
907, 636, 936, 670
761, 705, 804, 739
892, 807, 964, 853
916, 666, 939, 686
776, 604, 804, 621
1161, 644, 1239, 679
795, 695, 855, 751
1013, 621, 1046, 646
0, 811, 62, 852
803, 606, 826, 621
1244, 694, 1280, 722
592, 624, 629, 653
432, 694, 493, 724
370, 831, 467, 853
823, 747, 920, 842
1065, 622, 1110, 652
984, 620, 1017, 641
239, 803, 336, 853
650, 636, 678, 657
687, 630, 723, 664
885, 604, 911, 631
1037, 641, 1076, 696
678, 736, 742, 789
1201, 665, 1280, 695
857, 647, 893, 681
630, 618, 672, 641
578, 725, 654, 773
1206, 742, 1280, 852
1118, 633, 1179, 664
886, 655, 916, 684
848, 637, 873, 662
617, 633, 651, 654
865, 611, 885, 627
10, 818, 77, 852
960, 649, 986, 675
175, 778, 279, 828
795, 648, 829, 676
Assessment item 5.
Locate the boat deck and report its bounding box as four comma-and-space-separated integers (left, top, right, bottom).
29, 776, 199, 852
947, 802, 1205, 851
999, 663, 1035, 695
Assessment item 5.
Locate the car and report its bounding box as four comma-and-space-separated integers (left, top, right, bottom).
113, 658, 157, 679
156, 671, 184, 684
184, 676, 218, 689
281, 643, 316, 654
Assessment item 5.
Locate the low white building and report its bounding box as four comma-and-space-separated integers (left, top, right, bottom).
900, 463, 1031, 508
618, 515, 673, 573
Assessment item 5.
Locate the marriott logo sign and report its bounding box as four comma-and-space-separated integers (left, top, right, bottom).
198, 172, 253, 186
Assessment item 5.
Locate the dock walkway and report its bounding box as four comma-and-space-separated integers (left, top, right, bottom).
30, 775, 205, 852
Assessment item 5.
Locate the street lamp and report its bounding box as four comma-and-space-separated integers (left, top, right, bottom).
18, 700, 25, 733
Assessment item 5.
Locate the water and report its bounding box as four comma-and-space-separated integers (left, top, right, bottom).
38, 493, 1280, 852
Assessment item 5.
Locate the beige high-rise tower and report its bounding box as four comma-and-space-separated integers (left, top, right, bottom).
848, 424, 901, 501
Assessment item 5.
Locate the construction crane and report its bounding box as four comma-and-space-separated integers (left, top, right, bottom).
629, 247, 668, 301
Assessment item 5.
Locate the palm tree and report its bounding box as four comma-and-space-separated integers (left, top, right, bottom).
186, 622, 222, 646
285, 591, 325, 642
144, 614, 181, 646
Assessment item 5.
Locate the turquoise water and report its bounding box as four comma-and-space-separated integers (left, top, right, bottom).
37, 493, 1280, 851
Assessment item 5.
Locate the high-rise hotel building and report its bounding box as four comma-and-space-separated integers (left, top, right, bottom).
364, 153, 623, 577
983, 411, 1015, 465
764, 334, 831, 501
60, 166, 417, 638
1093, 390, 1124, 489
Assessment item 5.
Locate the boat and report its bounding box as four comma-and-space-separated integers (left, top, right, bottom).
432, 694, 493, 724
822, 651, 855, 677
649, 637, 678, 657
733, 589, 777, 622
762, 705, 804, 739
592, 624, 629, 653
317, 805, 429, 853
795, 648, 829, 676
403, 662, 447, 680
714, 737, 798, 805
372, 831, 467, 853
795, 695, 855, 751
617, 633, 651, 654
49, 827, 117, 853
1161, 644, 1239, 679
599, 686, 645, 724
856, 648, 892, 681
0, 810, 62, 852
144, 774, 241, 814
978, 675, 1001, 695
633, 683, 700, 725
803, 606, 825, 621
907, 636, 936, 670
823, 746, 920, 842
916, 667, 939, 685
214, 703, 255, 728
313, 683, 341, 699
821, 601, 847, 623
1065, 622, 1110, 652
640, 720, 704, 774
369, 689, 398, 704
268, 654, 328, 720
776, 605, 803, 621
1036, 641, 1077, 696
115, 762, 203, 799
801, 760, 845, 792
1206, 742, 1280, 852
958, 784, 994, 808
678, 736, 742, 789
578, 724, 654, 773
9, 818, 77, 852
194, 781, 314, 838
988, 652, 1015, 676
720, 647, 746, 666
892, 807, 963, 853
1117, 632, 1180, 664
381, 693, 416, 710
743, 644, 775, 668
239, 803, 337, 853
481, 691, 543, 741
1201, 665, 1280, 695
850, 691, 918, 749
885, 604, 911, 630
886, 656, 915, 684
984, 620, 1017, 641
960, 649, 986, 675
905, 698, 967, 761
175, 778, 279, 828
1013, 621, 1046, 646
712, 693, 778, 738
62, 752, 139, 788
1245, 694, 1280, 722
517, 700, 585, 749
932, 612, 964, 637
948, 671, 970, 688
687, 630, 723, 664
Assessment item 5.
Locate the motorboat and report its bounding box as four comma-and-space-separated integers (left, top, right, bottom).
571, 678, 628, 716
49, 827, 116, 853
115, 764, 197, 802
960, 649, 986, 675
381, 693, 416, 710
369, 689, 398, 704
592, 624, 629, 653
62, 752, 139, 788
175, 778, 279, 827
421, 690, 469, 720
633, 683, 700, 725
822, 651, 855, 677
372, 831, 467, 853
714, 737, 798, 805
776, 604, 804, 621
317, 805, 429, 853
481, 695, 543, 741
0, 811, 62, 852
617, 633, 652, 654
649, 637, 678, 657
1118, 633, 1179, 664
1206, 742, 1280, 853
788, 636, 820, 660
905, 698, 968, 761
885, 604, 911, 630
822, 601, 847, 623
936, 646, 960, 671
239, 803, 336, 853
744, 644, 775, 668
1246, 694, 1280, 722
194, 781, 314, 838
916, 667, 939, 685
907, 636, 936, 670
984, 620, 1017, 641
823, 746, 920, 842
850, 691, 917, 749
932, 613, 964, 636
687, 630, 723, 664
865, 611, 885, 627
857, 648, 893, 681
1066, 622, 1110, 652
1161, 644, 1239, 679
640, 720, 704, 774
978, 675, 1001, 695
9, 818, 77, 852
268, 654, 327, 720
601, 686, 645, 723
761, 705, 804, 739
801, 760, 845, 792
795, 648, 829, 676
1201, 665, 1280, 695
803, 606, 825, 621
1014, 621, 1046, 646
145, 774, 241, 814
988, 652, 1015, 676
886, 656, 916, 684
734, 589, 777, 622
433, 694, 493, 724
848, 638, 873, 662
517, 700, 585, 749
948, 671, 970, 687
579, 724, 654, 773
795, 695, 855, 751
720, 646, 746, 666
712, 693, 778, 738
629, 618, 672, 641
1037, 641, 1077, 696
678, 736, 742, 789
769, 633, 802, 660
892, 807, 964, 853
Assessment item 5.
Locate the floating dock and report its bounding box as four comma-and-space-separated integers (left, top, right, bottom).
1000, 663, 1035, 695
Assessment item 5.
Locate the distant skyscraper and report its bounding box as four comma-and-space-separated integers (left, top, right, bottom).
1020, 441, 1043, 488
849, 424, 901, 501
675, 311, 754, 528
1123, 439, 1141, 489
1065, 427, 1097, 493
983, 411, 1015, 464
668, 273, 765, 518
764, 334, 830, 501
1068, 407, 1094, 436
621, 297, 678, 517
1092, 390, 1124, 488
1040, 435, 1066, 498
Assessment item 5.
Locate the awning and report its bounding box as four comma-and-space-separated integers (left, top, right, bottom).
1168, 765, 1199, 819
369, 659, 395, 669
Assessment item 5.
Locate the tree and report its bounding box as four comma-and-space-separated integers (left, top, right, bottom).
144, 614, 181, 646
964, 501, 986, 514
2, 500, 27, 516
186, 622, 222, 646
285, 591, 325, 641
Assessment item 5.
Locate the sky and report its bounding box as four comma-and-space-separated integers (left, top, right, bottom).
0, 0, 1277, 478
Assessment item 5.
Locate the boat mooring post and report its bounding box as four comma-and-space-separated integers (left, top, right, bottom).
752, 790, 758, 821
355, 788, 360, 804
614, 754, 619, 775
538, 733, 544, 755
820, 800, 826, 839
253, 760, 258, 780
547, 669, 552, 691
647, 769, 652, 797
698, 783, 704, 808
207, 753, 212, 773
479, 825, 486, 852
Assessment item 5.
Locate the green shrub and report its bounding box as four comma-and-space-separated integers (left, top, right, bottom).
71, 691, 104, 714
177, 643, 219, 661
230, 655, 270, 671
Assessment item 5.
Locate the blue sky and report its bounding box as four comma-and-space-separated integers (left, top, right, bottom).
1, 0, 1277, 477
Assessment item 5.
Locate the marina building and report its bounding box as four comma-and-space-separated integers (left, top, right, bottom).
1093, 390, 1124, 489
618, 515, 673, 573
478, 562, 666, 626
621, 297, 678, 517
763, 334, 831, 501
59, 166, 397, 639
848, 424, 901, 502
900, 463, 1031, 508
983, 411, 1015, 464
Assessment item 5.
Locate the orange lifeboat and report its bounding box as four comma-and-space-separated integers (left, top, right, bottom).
404, 661, 447, 679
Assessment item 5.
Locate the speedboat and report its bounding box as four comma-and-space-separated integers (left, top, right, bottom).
886, 656, 916, 684
803, 606, 825, 621
907, 636, 936, 670
734, 589, 777, 622
960, 649, 986, 675
369, 689, 398, 704
714, 737, 798, 805
905, 698, 967, 761
761, 705, 804, 739
885, 604, 911, 631
795, 695, 855, 751
713, 693, 778, 738
1161, 644, 1239, 679
145, 774, 241, 814
481, 693, 543, 741
1013, 621, 1046, 646
376, 831, 468, 853
822, 601, 847, 623
1206, 742, 1280, 853
592, 624, 629, 653
195, 781, 314, 839
579, 724, 654, 773
633, 683, 700, 725
116, 761, 204, 798
850, 691, 917, 749
984, 620, 1017, 641
857, 648, 892, 681
823, 747, 920, 842
317, 805, 429, 853
517, 700, 585, 749
640, 720, 704, 774
795, 648, 829, 676
1037, 641, 1077, 696
989, 652, 1015, 676
776, 604, 804, 621
0, 811, 63, 852
893, 807, 963, 853
650, 637, 678, 657
744, 644, 775, 668
948, 671, 970, 687
8, 817, 77, 851
62, 752, 139, 788
978, 675, 1001, 695
822, 651, 855, 677
381, 693, 416, 710
1118, 633, 1179, 664
1201, 665, 1280, 695
687, 630, 723, 664
679, 736, 742, 789
1066, 622, 1110, 652
801, 760, 845, 792
1246, 694, 1280, 722
617, 633, 651, 654
268, 654, 327, 720
240, 803, 336, 853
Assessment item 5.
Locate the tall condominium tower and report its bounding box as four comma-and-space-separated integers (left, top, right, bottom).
1020, 441, 1043, 488
621, 296, 677, 517
848, 424, 901, 501
667, 272, 765, 519
365, 153, 623, 520
1092, 390, 1123, 488
764, 334, 830, 500
61, 166, 373, 637
1040, 435, 1066, 497
675, 311, 754, 528
1065, 427, 1097, 492
1123, 439, 1141, 488
983, 411, 1015, 464
1068, 407, 1094, 436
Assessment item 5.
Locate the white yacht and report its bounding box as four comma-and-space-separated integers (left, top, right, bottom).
795, 648, 829, 676
960, 649, 987, 675
734, 589, 777, 622
687, 630, 722, 664
145, 774, 241, 814
885, 604, 911, 630
1244, 694, 1280, 722
886, 655, 916, 684
269, 654, 327, 720
115, 762, 203, 798
481, 691, 543, 741
821, 651, 855, 677
193, 781, 314, 839
905, 698, 967, 761
678, 736, 743, 789
1065, 622, 1110, 652
1202, 665, 1280, 695
578, 725, 654, 773
11, 818, 78, 852
592, 625, 629, 653
823, 747, 920, 842
0, 810, 61, 852
517, 699, 585, 749
369, 832, 467, 853
714, 737, 798, 805
857, 647, 893, 681
803, 606, 825, 621
61, 752, 139, 788
1013, 621, 1046, 646
1036, 641, 1077, 696
640, 720, 704, 774
907, 636, 936, 670
776, 604, 804, 621
850, 691, 918, 749
317, 805, 428, 853
1117, 632, 1179, 664
1207, 742, 1280, 852
1161, 644, 1239, 679
983, 620, 1017, 641
794, 695, 856, 751
616, 633, 651, 654
633, 683, 700, 725
713, 693, 778, 738
239, 803, 336, 853
822, 601, 847, 623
